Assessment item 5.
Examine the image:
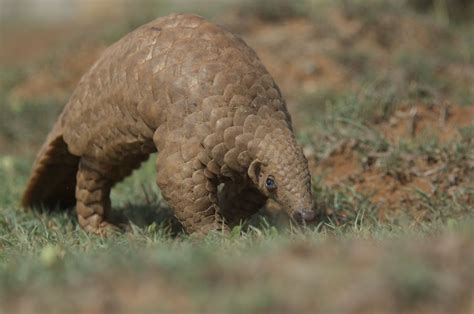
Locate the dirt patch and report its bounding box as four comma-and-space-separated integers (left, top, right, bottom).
312, 140, 362, 186
7, 43, 105, 106
0, 27, 72, 67
352, 168, 435, 219
311, 103, 473, 216
227, 17, 350, 104
380, 104, 474, 143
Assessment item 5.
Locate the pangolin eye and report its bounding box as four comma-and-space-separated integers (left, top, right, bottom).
265, 176, 277, 191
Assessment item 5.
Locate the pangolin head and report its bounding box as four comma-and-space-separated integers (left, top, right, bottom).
247, 127, 315, 224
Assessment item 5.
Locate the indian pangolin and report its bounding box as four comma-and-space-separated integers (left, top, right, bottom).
22, 14, 315, 236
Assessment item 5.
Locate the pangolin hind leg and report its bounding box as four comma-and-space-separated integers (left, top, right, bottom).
155, 148, 228, 236
75, 158, 118, 235
218, 182, 267, 226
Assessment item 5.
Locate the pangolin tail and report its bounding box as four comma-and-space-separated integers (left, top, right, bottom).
22, 122, 80, 211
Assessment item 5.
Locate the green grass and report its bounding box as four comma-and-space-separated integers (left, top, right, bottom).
1, 150, 473, 313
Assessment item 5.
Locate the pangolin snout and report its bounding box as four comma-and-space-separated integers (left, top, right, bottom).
292, 209, 316, 223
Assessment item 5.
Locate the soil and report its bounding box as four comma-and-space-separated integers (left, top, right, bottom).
312, 103, 473, 216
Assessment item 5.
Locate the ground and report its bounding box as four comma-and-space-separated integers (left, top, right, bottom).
0, 0, 473, 313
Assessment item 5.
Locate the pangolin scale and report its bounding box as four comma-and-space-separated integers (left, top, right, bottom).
22, 14, 315, 235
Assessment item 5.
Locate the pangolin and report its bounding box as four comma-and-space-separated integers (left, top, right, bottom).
22, 14, 315, 236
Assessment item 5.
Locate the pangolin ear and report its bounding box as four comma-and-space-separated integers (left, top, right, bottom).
248, 160, 262, 185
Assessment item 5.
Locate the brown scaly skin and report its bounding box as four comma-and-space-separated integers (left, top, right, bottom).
22, 14, 314, 236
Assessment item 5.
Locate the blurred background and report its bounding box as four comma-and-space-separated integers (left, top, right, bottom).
1, 0, 473, 151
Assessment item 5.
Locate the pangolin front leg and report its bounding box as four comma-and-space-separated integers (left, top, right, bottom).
155, 143, 227, 236
75, 158, 119, 235
218, 182, 267, 226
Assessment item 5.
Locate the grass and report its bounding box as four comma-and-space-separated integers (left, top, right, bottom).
1, 138, 472, 313
1, 197, 473, 313
0, 0, 473, 313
